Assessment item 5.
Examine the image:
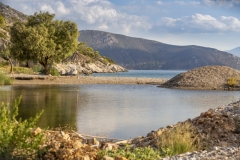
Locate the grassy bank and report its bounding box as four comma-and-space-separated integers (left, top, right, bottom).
0, 72, 13, 85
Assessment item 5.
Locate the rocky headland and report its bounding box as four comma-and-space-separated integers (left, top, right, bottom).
54, 51, 127, 75
161, 66, 240, 90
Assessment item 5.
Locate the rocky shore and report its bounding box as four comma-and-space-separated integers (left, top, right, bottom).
131, 100, 240, 160
30, 98, 240, 160
161, 66, 240, 90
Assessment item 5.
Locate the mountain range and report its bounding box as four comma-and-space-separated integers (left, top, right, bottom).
1, 1, 240, 71
226, 47, 240, 57
78, 30, 240, 70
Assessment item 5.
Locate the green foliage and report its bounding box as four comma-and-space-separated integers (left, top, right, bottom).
158, 122, 200, 157
0, 72, 13, 85
97, 146, 161, 160
227, 77, 238, 87
0, 61, 9, 67
50, 67, 60, 76
102, 56, 116, 64
10, 11, 79, 75
0, 32, 6, 39
0, 96, 45, 159
77, 42, 100, 59
0, 14, 6, 27
31, 64, 44, 73
13, 67, 34, 74
77, 42, 115, 64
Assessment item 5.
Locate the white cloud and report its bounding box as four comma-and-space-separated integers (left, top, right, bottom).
40, 4, 55, 14
157, 13, 240, 33
221, 16, 240, 32
67, 0, 151, 34
56, 1, 69, 14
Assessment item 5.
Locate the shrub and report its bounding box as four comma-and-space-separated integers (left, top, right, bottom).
97, 146, 161, 160
0, 96, 45, 159
31, 64, 44, 73
158, 122, 200, 157
227, 77, 238, 87
102, 56, 116, 64
50, 67, 60, 76
0, 72, 13, 85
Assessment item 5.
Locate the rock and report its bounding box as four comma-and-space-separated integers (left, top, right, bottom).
103, 156, 114, 160
61, 131, 71, 141
32, 127, 42, 136
53, 51, 127, 75
77, 155, 90, 160
115, 156, 128, 160
102, 143, 118, 151
73, 141, 83, 149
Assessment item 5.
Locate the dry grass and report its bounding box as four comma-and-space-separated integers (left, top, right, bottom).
227, 77, 238, 87
158, 122, 201, 156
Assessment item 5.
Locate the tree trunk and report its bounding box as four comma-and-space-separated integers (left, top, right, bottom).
44, 64, 50, 75
8, 59, 13, 74
40, 57, 49, 75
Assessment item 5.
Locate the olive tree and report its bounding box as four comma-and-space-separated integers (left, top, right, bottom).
10, 12, 79, 74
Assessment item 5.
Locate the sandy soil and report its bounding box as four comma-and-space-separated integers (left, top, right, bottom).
11, 74, 168, 85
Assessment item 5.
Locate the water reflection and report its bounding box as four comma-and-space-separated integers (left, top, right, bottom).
0, 85, 81, 129
0, 84, 239, 139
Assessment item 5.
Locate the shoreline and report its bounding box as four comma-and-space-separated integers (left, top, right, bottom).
11, 74, 168, 85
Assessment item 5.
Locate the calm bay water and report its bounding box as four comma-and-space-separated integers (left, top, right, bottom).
92, 70, 186, 78
0, 70, 240, 139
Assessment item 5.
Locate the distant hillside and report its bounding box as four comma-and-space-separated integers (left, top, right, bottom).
79, 30, 240, 70
226, 47, 240, 57
0, 2, 27, 26
0, 2, 28, 49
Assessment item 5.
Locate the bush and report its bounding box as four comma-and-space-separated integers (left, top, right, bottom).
0, 72, 13, 85
227, 77, 238, 87
31, 64, 44, 73
158, 122, 200, 157
0, 96, 45, 159
97, 146, 161, 160
50, 67, 60, 76
102, 56, 116, 64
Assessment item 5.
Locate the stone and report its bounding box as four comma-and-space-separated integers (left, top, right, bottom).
78, 155, 90, 160
93, 138, 99, 146
32, 127, 42, 136
115, 156, 128, 160
61, 131, 71, 141
73, 141, 83, 149
103, 156, 114, 160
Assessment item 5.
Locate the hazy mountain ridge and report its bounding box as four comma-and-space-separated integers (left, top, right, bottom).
226, 47, 240, 57
79, 30, 240, 70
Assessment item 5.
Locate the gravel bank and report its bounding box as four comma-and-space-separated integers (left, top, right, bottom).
11, 74, 168, 85
161, 66, 240, 90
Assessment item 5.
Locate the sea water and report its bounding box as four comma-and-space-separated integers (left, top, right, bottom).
0, 70, 239, 139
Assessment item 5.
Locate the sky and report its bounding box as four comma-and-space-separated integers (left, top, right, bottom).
2, 0, 240, 51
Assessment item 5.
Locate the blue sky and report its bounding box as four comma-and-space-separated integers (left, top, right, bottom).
2, 0, 240, 50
